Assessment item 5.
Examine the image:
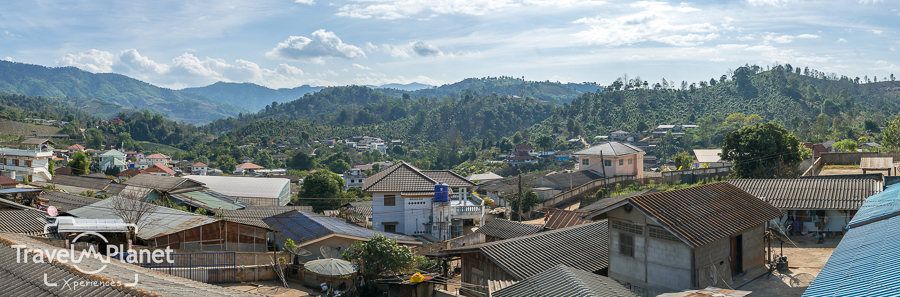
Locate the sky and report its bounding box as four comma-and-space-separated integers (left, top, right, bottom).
0, 0, 898, 90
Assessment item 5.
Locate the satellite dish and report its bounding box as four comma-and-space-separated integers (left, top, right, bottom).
285, 245, 314, 257
319, 244, 344, 259
47, 206, 58, 217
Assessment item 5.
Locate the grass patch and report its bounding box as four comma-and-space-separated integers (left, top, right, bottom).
0, 119, 61, 136
822, 164, 860, 170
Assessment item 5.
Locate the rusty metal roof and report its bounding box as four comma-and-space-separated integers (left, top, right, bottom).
591, 182, 783, 248
860, 157, 894, 170
543, 209, 591, 230
728, 178, 882, 210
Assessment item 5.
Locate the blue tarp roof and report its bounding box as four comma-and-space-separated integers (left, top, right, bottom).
847, 184, 900, 228
262, 211, 419, 245
803, 215, 900, 297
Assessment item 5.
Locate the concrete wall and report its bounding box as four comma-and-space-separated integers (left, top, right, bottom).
694, 223, 766, 289
775, 210, 853, 233
576, 153, 645, 179
819, 152, 900, 165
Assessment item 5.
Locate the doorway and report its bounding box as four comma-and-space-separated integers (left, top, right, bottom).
731, 235, 743, 275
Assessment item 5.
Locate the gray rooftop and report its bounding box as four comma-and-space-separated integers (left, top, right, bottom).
492, 265, 637, 297
40, 191, 101, 212
728, 178, 882, 210
124, 174, 201, 192
67, 197, 229, 239
475, 219, 544, 240
573, 141, 643, 157
217, 205, 314, 229
263, 210, 419, 245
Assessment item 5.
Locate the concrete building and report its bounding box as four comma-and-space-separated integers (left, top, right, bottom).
99, 149, 127, 172
0, 139, 55, 183
573, 141, 645, 179
584, 182, 782, 297
343, 168, 366, 190
190, 162, 208, 175
363, 161, 479, 240
137, 153, 170, 169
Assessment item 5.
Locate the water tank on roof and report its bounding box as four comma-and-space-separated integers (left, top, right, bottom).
434, 183, 450, 202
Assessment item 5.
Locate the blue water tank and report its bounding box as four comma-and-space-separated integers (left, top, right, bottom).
434, 183, 450, 202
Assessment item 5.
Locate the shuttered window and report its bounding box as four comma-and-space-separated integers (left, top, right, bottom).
384, 195, 396, 206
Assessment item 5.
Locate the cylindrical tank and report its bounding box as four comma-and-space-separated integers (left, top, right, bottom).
434, 183, 450, 202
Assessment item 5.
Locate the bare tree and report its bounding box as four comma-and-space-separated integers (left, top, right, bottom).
109, 186, 158, 243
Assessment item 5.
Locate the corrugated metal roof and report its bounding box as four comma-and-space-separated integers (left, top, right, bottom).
67, 197, 222, 239
186, 175, 290, 199
580, 189, 660, 213
54, 216, 130, 233
590, 182, 783, 248
573, 141, 643, 157
803, 216, 900, 297
728, 179, 882, 210
492, 265, 638, 297
475, 219, 543, 240
444, 221, 609, 280
217, 205, 314, 229
339, 201, 372, 224
169, 189, 249, 211
0, 232, 264, 296
0, 208, 51, 237
49, 174, 111, 191
860, 157, 894, 170
847, 184, 900, 228
262, 211, 419, 245
363, 161, 437, 193
543, 209, 591, 230
124, 174, 194, 192
40, 191, 101, 211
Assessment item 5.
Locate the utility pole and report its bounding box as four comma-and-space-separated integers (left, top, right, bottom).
521, 76, 526, 99
600, 151, 609, 198
518, 174, 523, 222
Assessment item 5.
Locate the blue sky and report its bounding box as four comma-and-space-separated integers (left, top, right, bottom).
1, 0, 898, 89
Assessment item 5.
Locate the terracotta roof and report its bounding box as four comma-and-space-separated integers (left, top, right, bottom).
443, 221, 609, 280
192, 162, 207, 167
475, 219, 544, 240
728, 179, 882, 210
146, 162, 176, 175
66, 144, 85, 150
588, 182, 783, 248
363, 161, 437, 193
492, 265, 638, 297
0, 176, 18, 186
236, 162, 263, 170
543, 209, 591, 229
144, 153, 170, 159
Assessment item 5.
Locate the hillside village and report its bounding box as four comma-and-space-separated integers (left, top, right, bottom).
1, 128, 897, 296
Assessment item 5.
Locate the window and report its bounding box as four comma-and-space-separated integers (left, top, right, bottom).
619, 159, 624, 166
628, 159, 632, 165
619, 233, 635, 257
384, 224, 396, 233
25, 160, 31, 167
384, 195, 396, 206
582, 158, 589, 166
604, 160, 612, 167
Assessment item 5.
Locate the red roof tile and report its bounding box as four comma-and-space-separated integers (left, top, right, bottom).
0, 176, 18, 186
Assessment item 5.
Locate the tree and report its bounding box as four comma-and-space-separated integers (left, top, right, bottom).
342, 234, 430, 282
673, 151, 693, 170
507, 190, 541, 220
297, 169, 347, 212
217, 155, 237, 173
289, 151, 316, 170
881, 116, 900, 149
109, 195, 157, 243
104, 166, 121, 176
69, 152, 91, 175
721, 123, 802, 179
833, 139, 858, 152
328, 159, 351, 174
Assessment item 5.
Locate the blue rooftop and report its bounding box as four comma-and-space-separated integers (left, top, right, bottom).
803, 216, 900, 297
847, 184, 900, 228
262, 211, 419, 245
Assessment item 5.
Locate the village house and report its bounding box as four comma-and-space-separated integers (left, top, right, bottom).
584, 182, 782, 296
99, 149, 127, 172
363, 161, 479, 240
137, 153, 170, 169
234, 162, 264, 175
0, 176, 19, 189
439, 221, 609, 297
190, 162, 208, 175
66, 143, 85, 154
145, 162, 176, 176
343, 168, 367, 190
692, 149, 731, 168
573, 141, 645, 179
0, 138, 55, 183
263, 210, 420, 260
337, 201, 373, 228
466, 171, 503, 184
728, 177, 883, 234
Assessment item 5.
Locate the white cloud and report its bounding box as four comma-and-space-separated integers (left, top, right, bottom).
874, 60, 900, 72
872, 30, 883, 35
352, 63, 371, 70
858, 0, 883, 3
764, 34, 794, 44
335, 0, 604, 19
572, 2, 718, 47
266, 30, 366, 64
797, 34, 820, 39
368, 40, 447, 58
411, 41, 443, 56
747, 0, 792, 6
295, 0, 315, 5
709, 58, 726, 62
57, 49, 313, 89
3, 57, 11, 61
891, 47, 897, 51
837, 38, 848, 43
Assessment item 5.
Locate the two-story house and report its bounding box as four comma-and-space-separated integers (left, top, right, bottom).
138, 153, 170, 169
99, 149, 127, 172
573, 141, 646, 179
363, 161, 479, 240
343, 168, 367, 190
190, 162, 208, 176
0, 139, 55, 183
584, 182, 782, 296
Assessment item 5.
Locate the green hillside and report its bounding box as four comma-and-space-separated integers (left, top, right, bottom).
0, 61, 246, 124
179, 82, 324, 112
376, 76, 597, 104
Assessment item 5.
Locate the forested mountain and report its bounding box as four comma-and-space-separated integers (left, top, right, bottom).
373, 82, 433, 91
375, 76, 600, 104
0, 61, 246, 124
178, 82, 325, 112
